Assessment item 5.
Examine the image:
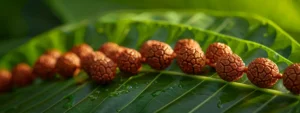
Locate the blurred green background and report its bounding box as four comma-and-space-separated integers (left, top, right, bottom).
2, 0, 300, 53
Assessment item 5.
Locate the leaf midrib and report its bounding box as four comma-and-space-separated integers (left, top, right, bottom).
154, 70, 299, 100
0, 70, 297, 113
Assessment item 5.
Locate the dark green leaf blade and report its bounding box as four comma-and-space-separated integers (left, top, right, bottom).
100, 11, 300, 62
0, 14, 299, 113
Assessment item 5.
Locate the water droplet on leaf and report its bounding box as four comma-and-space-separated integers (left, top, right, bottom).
152, 90, 162, 97
109, 92, 119, 97
88, 95, 98, 101
217, 100, 223, 108
178, 84, 182, 88
126, 86, 132, 90
272, 53, 279, 61
63, 95, 74, 109
95, 91, 101, 94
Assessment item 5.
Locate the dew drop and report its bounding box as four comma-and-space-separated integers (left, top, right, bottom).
272, 53, 280, 61
95, 91, 101, 94
217, 100, 223, 108
126, 86, 132, 90
109, 92, 119, 97
151, 90, 162, 97
109, 89, 129, 97
178, 84, 183, 88
88, 95, 98, 101
63, 95, 74, 109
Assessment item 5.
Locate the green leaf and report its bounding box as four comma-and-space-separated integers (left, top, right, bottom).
99, 11, 300, 62
0, 16, 299, 113
47, 0, 300, 38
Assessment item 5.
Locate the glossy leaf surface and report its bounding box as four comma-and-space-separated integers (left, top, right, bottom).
0, 13, 299, 113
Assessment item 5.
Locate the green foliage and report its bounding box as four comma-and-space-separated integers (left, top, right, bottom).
47, 0, 300, 41
1, 11, 300, 112
99, 11, 300, 62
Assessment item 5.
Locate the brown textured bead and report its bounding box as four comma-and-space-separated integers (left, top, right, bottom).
118, 48, 142, 74
0, 69, 12, 92
174, 39, 200, 54
216, 54, 245, 81
176, 46, 206, 74
283, 63, 300, 94
99, 42, 124, 63
33, 55, 57, 80
56, 52, 81, 78
71, 43, 94, 59
246, 58, 281, 88
140, 40, 175, 70
12, 63, 34, 87
89, 57, 117, 84
44, 49, 61, 59
205, 42, 233, 65
81, 51, 106, 72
